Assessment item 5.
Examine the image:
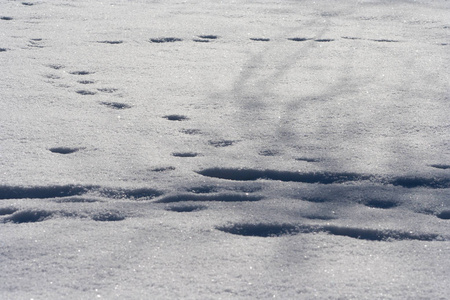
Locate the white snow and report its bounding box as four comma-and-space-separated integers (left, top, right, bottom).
1, 0, 450, 299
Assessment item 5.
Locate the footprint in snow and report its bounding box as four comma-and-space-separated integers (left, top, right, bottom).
100, 101, 132, 109
76, 90, 96, 95
172, 152, 199, 158
208, 140, 236, 147
436, 211, 450, 220
363, 199, 398, 209
70, 71, 94, 76
165, 204, 207, 213
97, 40, 123, 44
163, 114, 189, 121
78, 80, 95, 85
217, 223, 444, 241
49, 147, 83, 154
250, 38, 270, 42
97, 88, 118, 93
0, 207, 19, 216
150, 37, 182, 43
430, 164, 450, 170
180, 128, 202, 135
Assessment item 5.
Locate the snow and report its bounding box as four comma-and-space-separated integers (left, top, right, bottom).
1, 0, 450, 298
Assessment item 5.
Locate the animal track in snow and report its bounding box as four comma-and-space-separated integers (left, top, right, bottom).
198, 168, 450, 188
208, 140, 236, 147
430, 164, 450, 170
185, 186, 218, 194
44, 74, 61, 80
0, 185, 163, 200
436, 211, 450, 220
301, 197, 330, 203
28, 39, 44, 48
165, 204, 207, 213
314, 39, 334, 42
287, 37, 312, 42
100, 101, 132, 109
49, 147, 82, 154
92, 211, 125, 222
54, 197, 101, 203
0, 185, 90, 200
341, 36, 361, 40
0, 48, 7, 52
22, 2, 34, 6
47, 64, 65, 70
97, 40, 123, 44
1, 17, 13, 21
172, 152, 199, 158
258, 149, 279, 156
78, 80, 95, 85
370, 39, 399, 43
97, 88, 118, 93
250, 38, 270, 42
155, 193, 263, 203
0, 207, 18, 215
76, 90, 96, 95
150, 37, 182, 43
197, 168, 369, 184
163, 114, 189, 121
197, 35, 219, 40
193, 39, 210, 43
390, 176, 450, 189
363, 199, 398, 209
70, 71, 94, 75
180, 129, 201, 135
151, 166, 176, 172
295, 157, 320, 163
217, 223, 444, 241
3, 209, 54, 223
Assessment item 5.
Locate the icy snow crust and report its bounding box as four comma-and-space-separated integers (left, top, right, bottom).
1, 0, 450, 299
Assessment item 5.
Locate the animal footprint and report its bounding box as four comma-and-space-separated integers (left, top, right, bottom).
97, 40, 123, 44
180, 129, 201, 135
150, 37, 182, 43
76, 90, 96, 95
288, 38, 312, 42
208, 140, 236, 147
49, 147, 82, 154
250, 38, 270, 42
163, 114, 189, 121
172, 152, 199, 157
165, 204, 207, 212
100, 102, 132, 109
3, 209, 54, 223
70, 71, 94, 75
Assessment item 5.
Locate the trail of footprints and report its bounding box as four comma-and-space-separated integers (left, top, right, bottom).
2, 24, 450, 239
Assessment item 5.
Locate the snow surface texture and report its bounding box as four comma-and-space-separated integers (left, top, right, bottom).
1, 0, 450, 299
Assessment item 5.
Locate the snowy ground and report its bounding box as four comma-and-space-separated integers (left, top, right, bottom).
1, 0, 450, 299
